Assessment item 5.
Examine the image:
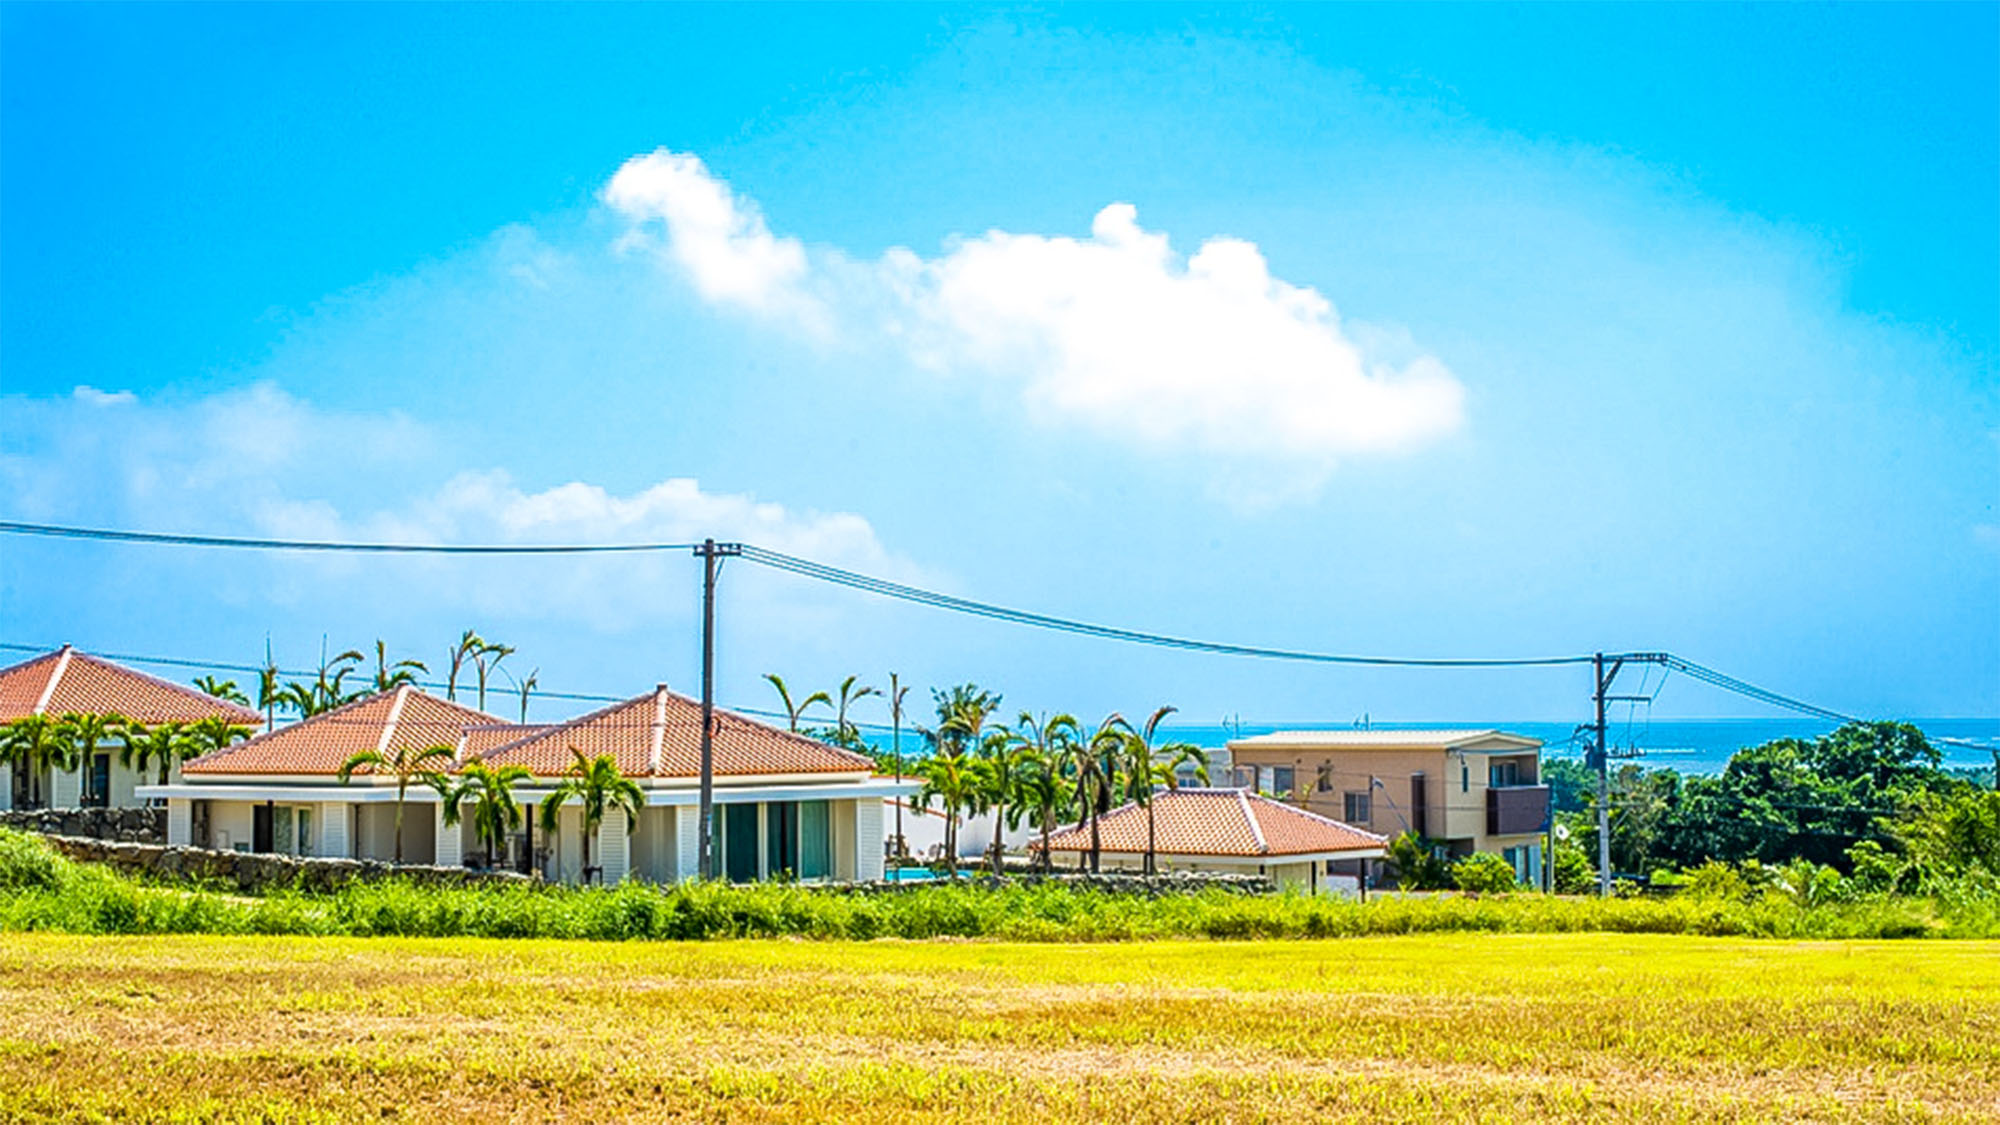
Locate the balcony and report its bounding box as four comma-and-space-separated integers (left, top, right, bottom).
1486, 784, 1550, 837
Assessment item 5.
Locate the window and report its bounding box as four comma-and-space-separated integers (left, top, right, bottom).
1490, 761, 1523, 788
721, 804, 759, 883
86, 753, 111, 809
1272, 767, 1295, 798
1343, 791, 1371, 823
1316, 762, 1334, 793
1461, 763, 1470, 793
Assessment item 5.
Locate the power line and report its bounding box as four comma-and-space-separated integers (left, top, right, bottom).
0, 520, 694, 555
1, 521, 1987, 748
736, 545, 1593, 669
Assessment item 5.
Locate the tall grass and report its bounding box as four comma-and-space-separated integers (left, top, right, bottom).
0, 829, 1991, 942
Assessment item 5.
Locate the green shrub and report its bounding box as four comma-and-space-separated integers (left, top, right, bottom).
0, 828, 73, 891
1451, 853, 1519, 895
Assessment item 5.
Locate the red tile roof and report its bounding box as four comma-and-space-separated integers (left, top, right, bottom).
0, 646, 262, 726
183, 686, 501, 775
1034, 789, 1387, 858
475, 686, 874, 778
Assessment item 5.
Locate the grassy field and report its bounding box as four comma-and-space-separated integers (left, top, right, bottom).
1, 932, 1995, 1122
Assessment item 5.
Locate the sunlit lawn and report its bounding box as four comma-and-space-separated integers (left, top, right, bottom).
1, 932, 1995, 1122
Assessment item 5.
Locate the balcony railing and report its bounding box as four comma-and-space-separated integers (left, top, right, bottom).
1486, 784, 1550, 837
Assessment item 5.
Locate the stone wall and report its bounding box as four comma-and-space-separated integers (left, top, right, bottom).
0, 807, 165, 844
40, 835, 534, 895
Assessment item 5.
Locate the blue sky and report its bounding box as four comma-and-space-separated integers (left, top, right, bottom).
2, 3, 1994, 727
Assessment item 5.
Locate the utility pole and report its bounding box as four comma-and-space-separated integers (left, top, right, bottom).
693, 539, 740, 880
889, 673, 908, 865
1592, 652, 1616, 898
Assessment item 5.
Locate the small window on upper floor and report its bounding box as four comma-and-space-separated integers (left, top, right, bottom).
1462, 763, 1470, 793
1490, 761, 1521, 788
1272, 766, 1295, 798
1316, 762, 1334, 792
1343, 791, 1371, 823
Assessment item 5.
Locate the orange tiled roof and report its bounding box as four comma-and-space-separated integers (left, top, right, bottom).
475, 686, 874, 778
1034, 789, 1387, 858
183, 686, 500, 775
0, 646, 263, 726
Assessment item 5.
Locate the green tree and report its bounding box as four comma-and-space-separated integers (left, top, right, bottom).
1452, 852, 1519, 894
886, 673, 911, 860
185, 716, 252, 762
1118, 706, 1207, 875
473, 640, 513, 713
831, 675, 880, 750
933, 683, 1002, 759
57, 711, 127, 807
0, 716, 70, 808
1385, 831, 1453, 891
1007, 726, 1078, 874
336, 741, 455, 864
914, 746, 985, 877
191, 675, 250, 707
371, 641, 427, 692
440, 761, 533, 869
116, 721, 195, 787
1071, 714, 1130, 874
763, 673, 831, 733
975, 728, 1030, 874
511, 667, 540, 724
445, 629, 484, 702
539, 748, 644, 885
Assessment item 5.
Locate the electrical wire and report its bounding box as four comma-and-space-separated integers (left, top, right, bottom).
0, 520, 695, 555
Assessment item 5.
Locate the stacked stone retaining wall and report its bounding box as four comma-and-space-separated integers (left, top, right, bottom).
40, 835, 534, 894
0, 807, 165, 844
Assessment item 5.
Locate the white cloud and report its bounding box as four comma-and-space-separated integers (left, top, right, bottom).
0, 385, 909, 632
72, 385, 136, 406
604, 150, 1466, 497
603, 150, 821, 324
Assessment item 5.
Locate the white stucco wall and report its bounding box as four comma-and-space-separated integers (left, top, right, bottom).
853, 798, 884, 881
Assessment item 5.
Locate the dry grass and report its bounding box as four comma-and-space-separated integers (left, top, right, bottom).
1, 932, 1996, 1122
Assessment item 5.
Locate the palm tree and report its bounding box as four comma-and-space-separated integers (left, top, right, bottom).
975, 728, 1029, 874
445, 629, 484, 702
0, 716, 69, 808
887, 673, 911, 860
1120, 706, 1208, 875
372, 641, 427, 692
317, 646, 365, 708
192, 675, 250, 707
336, 741, 455, 864
914, 749, 985, 877
185, 715, 252, 764
539, 748, 644, 885
1009, 745, 1076, 874
117, 721, 195, 787
763, 673, 831, 733
1070, 714, 1132, 874
933, 683, 1001, 759
832, 675, 880, 748
474, 640, 513, 713
1010, 712, 1080, 873
439, 761, 532, 869
512, 667, 540, 724
57, 711, 127, 807
256, 643, 281, 732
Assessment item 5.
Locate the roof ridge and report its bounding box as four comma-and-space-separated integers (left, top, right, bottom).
471, 690, 648, 761
648, 686, 667, 775
66, 648, 263, 723
1238, 789, 1268, 854
375, 685, 412, 756
31, 646, 74, 716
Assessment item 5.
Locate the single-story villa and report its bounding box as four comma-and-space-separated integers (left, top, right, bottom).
142, 683, 918, 884
1032, 788, 1388, 893
0, 645, 263, 811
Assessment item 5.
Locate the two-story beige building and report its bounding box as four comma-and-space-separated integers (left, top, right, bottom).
1224, 729, 1549, 886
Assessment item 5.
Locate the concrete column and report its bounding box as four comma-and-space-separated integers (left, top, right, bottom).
49, 766, 81, 809
676, 802, 699, 883
320, 801, 351, 859
166, 799, 192, 846
853, 798, 885, 882
598, 810, 630, 886
435, 803, 462, 869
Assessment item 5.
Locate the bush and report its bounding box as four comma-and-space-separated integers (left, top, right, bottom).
1385, 832, 1452, 890
0, 827, 73, 891
1451, 853, 1519, 895
1551, 843, 1595, 894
